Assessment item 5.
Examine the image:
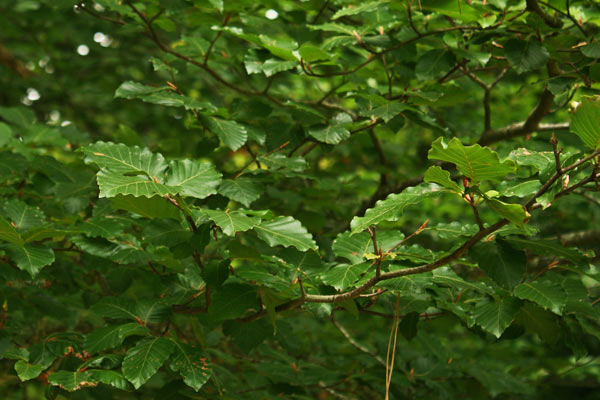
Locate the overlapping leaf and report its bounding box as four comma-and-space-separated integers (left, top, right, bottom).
166, 159, 222, 199
473, 296, 522, 338
429, 137, 515, 183
255, 216, 317, 251
570, 98, 600, 150
351, 184, 448, 233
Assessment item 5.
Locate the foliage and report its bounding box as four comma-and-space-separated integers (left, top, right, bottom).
1, 0, 600, 398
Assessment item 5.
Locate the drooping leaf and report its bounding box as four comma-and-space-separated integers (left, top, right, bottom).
169, 340, 212, 391
255, 216, 317, 251
514, 281, 566, 315
570, 98, 600, 150
473, 296, 522, 338
165, 159, 222, 199
350, 184, 447, 233
121, 337, 174, 389
428, 137, 516, 183
332, 2, 380, 19
470, 240, 526, 290
361, 102, 407, 123
218, 178, 264, 207
321, 262, 371, 291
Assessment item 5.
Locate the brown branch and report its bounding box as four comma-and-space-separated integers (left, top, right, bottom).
76, 2, 125, 25
0, 43, 31, 78
526, 0, 563, 28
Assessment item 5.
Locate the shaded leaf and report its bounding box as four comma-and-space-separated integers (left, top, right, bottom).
470, 240, 526, 290
332, 231, 371, 264
14, 360, 43, 381
6, 244, 54, 277
473, 296, 522, 338
48, 370, 96, 391
203, 209, 258, 236
110, 195, 180, 219
122, 337, 174, 389
209, 283, 260, 320
504, 39, 549, 74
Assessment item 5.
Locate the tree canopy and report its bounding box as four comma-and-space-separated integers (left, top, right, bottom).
1, 0, 600, 398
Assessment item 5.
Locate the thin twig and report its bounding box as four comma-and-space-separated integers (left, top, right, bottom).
332, 315, 386, 367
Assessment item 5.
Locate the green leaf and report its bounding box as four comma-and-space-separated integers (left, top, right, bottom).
169, 341, 211, 391
91, 297, 139, 321
0, 122, 11, 146
321, 262, 371, 291
0, 216, 24, 245
497, 180, 541, 198
209, 283, 260, 320
570, 98, 600, 150
136, 299, 171, 324
202, 209, 258, 236
504, 237, 588, 264
3, 199, 46, 231
350, 184, 447, 233
84, 324, 150, 354
485, 198, 529, 228
399, 312, 419, 341
115, 81, 211, 111
332, 2, 380, 19
470, 240, 526, 290
473, 296, 522, 338
428, 137, 516, 183
432, 268, 494, 295
255, 216, 317, 251
47, 370, 96, 391
0, 106, 35, 126
261, 59, 297, 77
88, 370, 133, 390
218, 178, 264, 207
308, 113, 352, 144
14, 360, 43, 381
110, 195, 180, 219
6, 244, 54, 277
166, 160, 221, 199
424, 166, 462, 193
298, 43, 330, 62
504, 39, 549, 74
96, 170, 181, 198
79, 215, 128, 239
202, 116, 248, 151
332, 231, 371, 264
416, 50, 456, 81
581, 42, 600, 58
514, 281, 566, 315
361, 102, 407, 123
122, 337, 174, 389
82, 141, 168, 179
